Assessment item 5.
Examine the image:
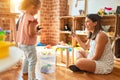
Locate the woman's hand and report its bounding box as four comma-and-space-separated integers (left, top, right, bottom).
71, 32, 90, 50
71, 33, 79, 41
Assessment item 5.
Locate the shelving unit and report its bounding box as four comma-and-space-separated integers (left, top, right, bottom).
0, 13, 19, 41
115, 14, 120, 37
59, 15, 120, 47
101, 15, 117, 35
100, 15, 118, 45
74, 16, 85, 31
59, 16, 74, 45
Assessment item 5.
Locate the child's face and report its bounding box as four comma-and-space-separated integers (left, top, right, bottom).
31, 5, 40, 15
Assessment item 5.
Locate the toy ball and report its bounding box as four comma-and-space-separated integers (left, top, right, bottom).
40, 65, 49, 73
68, 47, 72, 52
40, 64, 52, 73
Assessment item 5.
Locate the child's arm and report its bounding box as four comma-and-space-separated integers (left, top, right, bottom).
28, 20, 38, 36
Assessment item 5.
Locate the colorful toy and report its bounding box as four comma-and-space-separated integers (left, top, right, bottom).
104, 7, 112, 14
97, 8, 105, 16
0, 27, 6, 41
40, 64, 52, 73
37, 42, 46, 46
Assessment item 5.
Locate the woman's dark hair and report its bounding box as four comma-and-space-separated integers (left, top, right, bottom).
86, 14, 102, 40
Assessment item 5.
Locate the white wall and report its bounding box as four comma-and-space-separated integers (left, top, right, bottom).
68, 0, 85, 16
69, 0, 120, 16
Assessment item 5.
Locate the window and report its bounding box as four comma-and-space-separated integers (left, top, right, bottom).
10, 0, 21, 13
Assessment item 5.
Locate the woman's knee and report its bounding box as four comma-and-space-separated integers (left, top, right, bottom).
75, 58, 95, 72
75, 58, 86, 69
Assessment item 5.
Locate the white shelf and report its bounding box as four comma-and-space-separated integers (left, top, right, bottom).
60, 31, 71, 34
75, 30, 87, 36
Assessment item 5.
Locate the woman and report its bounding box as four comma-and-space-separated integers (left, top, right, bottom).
69, 14, 114, 74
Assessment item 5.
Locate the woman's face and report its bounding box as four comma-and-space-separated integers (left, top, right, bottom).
85, 17, 97, 33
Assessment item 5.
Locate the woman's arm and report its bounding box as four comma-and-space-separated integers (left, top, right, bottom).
72, 33, 90, 50
91, 32, 108, 60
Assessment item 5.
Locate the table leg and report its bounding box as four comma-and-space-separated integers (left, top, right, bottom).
66, 49, 69, 68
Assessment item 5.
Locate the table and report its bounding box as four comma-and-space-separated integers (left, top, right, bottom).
55, 45, 74, 68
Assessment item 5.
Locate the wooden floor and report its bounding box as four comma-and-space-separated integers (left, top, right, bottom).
22, 57, 120, 80
1, 50, 119, 80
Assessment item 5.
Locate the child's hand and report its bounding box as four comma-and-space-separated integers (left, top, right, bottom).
37, 30, 41, 35
37, 25, 43, 31
33, 19, 38, 24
